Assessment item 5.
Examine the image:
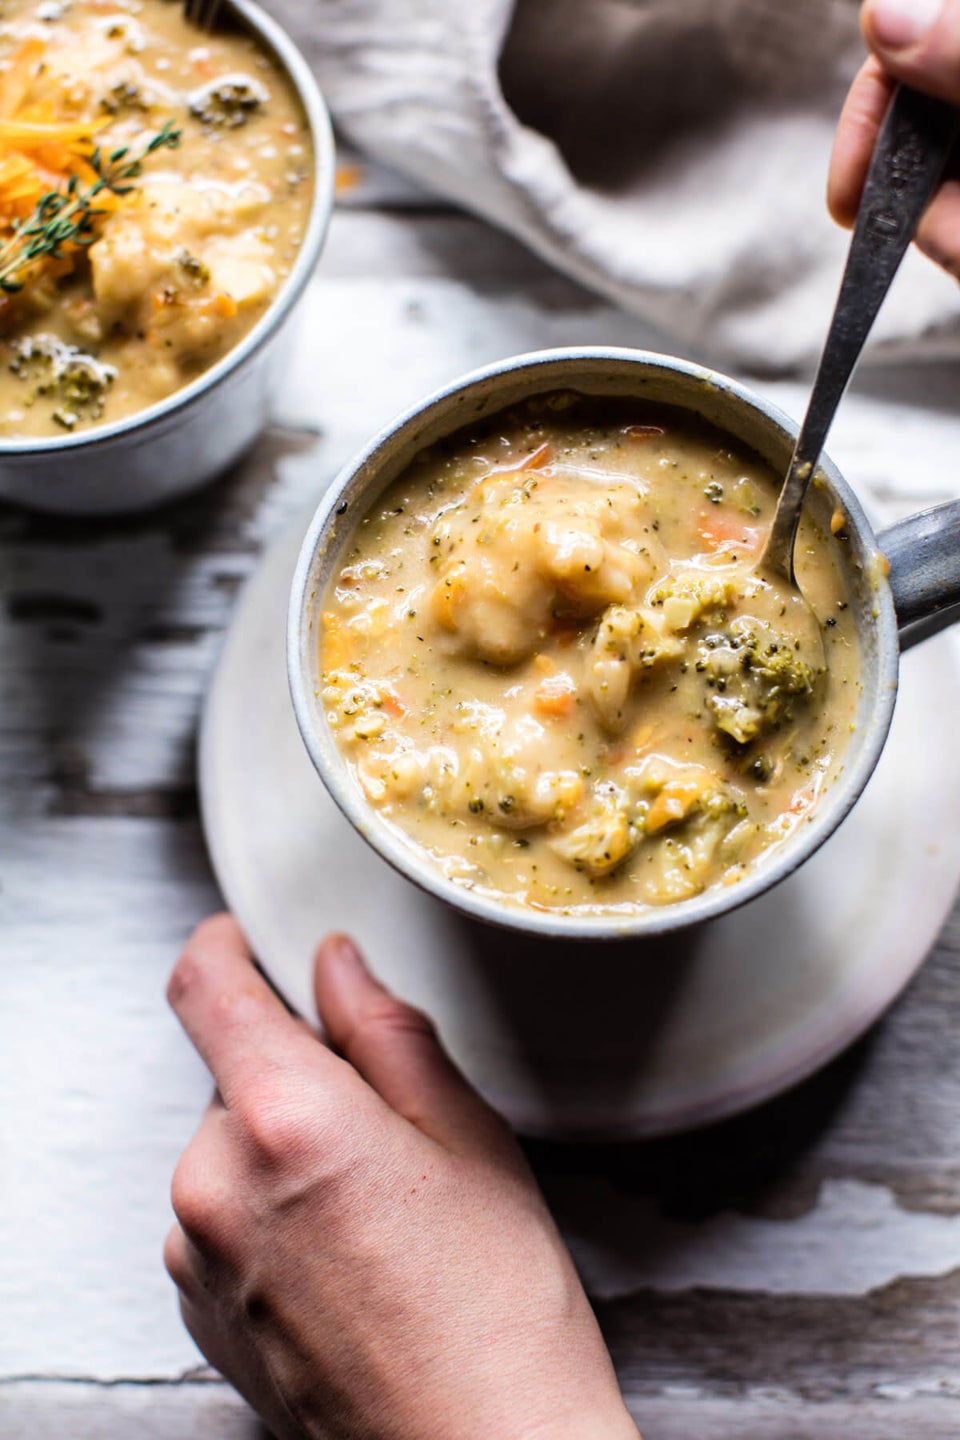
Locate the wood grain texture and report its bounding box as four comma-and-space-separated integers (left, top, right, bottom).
4, 198, 960, 1433
0, 1380, 263, 1440
4, 1379, 960, 1439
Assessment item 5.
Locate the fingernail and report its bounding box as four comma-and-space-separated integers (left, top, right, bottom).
322, 933, 385, 993
325, 933, 366, 974
870, 0, 943, 48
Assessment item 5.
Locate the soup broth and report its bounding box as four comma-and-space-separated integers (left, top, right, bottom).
319, 394, 861, 916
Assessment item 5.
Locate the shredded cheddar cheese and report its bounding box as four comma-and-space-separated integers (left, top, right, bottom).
0, 40, 117, 294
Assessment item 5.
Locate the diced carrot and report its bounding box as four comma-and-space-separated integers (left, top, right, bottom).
380, 688, 408, 719
550, 619, 579, 648
787, 790, 815, 816
517, 441, 553, 470
697, 512, 762, 555
533, 673, 576, 717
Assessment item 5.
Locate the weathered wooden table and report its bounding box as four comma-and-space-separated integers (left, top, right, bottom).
4, 152, 960, 1440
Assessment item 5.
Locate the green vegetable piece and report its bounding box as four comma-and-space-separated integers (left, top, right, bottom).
698, 618, 821, 746
189, 73, 270, 130
99, 81, 149, 116
9, 334, 117, 426
176, 250, 211, 288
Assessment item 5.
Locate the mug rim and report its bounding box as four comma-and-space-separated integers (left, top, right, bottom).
287, 346, 900, 941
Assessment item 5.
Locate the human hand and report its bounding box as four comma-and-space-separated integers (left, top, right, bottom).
828, 0, 960, 277
164, 915, 641, 1440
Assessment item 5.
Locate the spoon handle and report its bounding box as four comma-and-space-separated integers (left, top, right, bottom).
763, 85, 960, 581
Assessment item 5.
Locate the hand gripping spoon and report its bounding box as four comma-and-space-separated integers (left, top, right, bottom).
761, 85, 960, 587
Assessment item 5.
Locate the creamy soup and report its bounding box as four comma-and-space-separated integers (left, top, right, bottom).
0, 0, 312, 436
319, 394, 861, 916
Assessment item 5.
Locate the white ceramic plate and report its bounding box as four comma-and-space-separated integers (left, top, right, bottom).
199, 511, 960, 1140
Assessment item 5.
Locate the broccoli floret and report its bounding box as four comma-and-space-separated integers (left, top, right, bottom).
697, 617, 821, 745
636, 788, 750, 905
648, 567, 739, 632
9, 334, 116, 429
189, 74, 269, 129
176, 250, 211, 288
99, 80, 149, 115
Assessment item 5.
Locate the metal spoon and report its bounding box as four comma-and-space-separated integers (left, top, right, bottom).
761, 85, 960, 585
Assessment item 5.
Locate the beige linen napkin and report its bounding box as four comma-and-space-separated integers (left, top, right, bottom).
271, 0, 960, 372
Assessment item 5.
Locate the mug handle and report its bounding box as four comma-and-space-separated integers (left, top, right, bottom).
879, 499, 960, 651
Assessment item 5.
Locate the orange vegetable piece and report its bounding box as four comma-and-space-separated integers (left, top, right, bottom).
517, 441, 553, 471
697, 513, 762, 555
787, 790, 815, 817
381, 688, 408, 719
645, 771, 714, 834
0, 38, 46, 121
533, 672, 576, 717
549, 619, 579, 649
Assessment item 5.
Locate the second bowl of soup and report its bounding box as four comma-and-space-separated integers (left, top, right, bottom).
0, 0, 333, 512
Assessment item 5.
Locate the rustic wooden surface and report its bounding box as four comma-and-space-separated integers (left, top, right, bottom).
4, 151, 960, 1440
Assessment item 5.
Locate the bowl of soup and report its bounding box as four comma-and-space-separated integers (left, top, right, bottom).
288, 347, 917, 941
0, 0, 333, 513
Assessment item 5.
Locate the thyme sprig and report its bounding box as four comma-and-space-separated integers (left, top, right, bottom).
0, 119, 181, 295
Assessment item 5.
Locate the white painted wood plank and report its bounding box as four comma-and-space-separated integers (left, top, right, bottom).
0, 820, 220, 1377
4, 1379, 960, 1439
632, 1393, 960, 1438
0, 1381, 261, 1439
563, 1178, 960, 1300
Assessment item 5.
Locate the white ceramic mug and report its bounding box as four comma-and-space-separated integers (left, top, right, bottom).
288, 347, 960, 941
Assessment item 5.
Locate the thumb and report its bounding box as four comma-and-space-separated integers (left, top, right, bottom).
863, 0, 960, 103
313, 933, 523, 1165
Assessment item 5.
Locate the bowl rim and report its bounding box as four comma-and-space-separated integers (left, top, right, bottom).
288, 346, 900, 941
0, 0, 335, 453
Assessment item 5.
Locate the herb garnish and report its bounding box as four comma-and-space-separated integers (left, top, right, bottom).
0, 120, 181, 296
